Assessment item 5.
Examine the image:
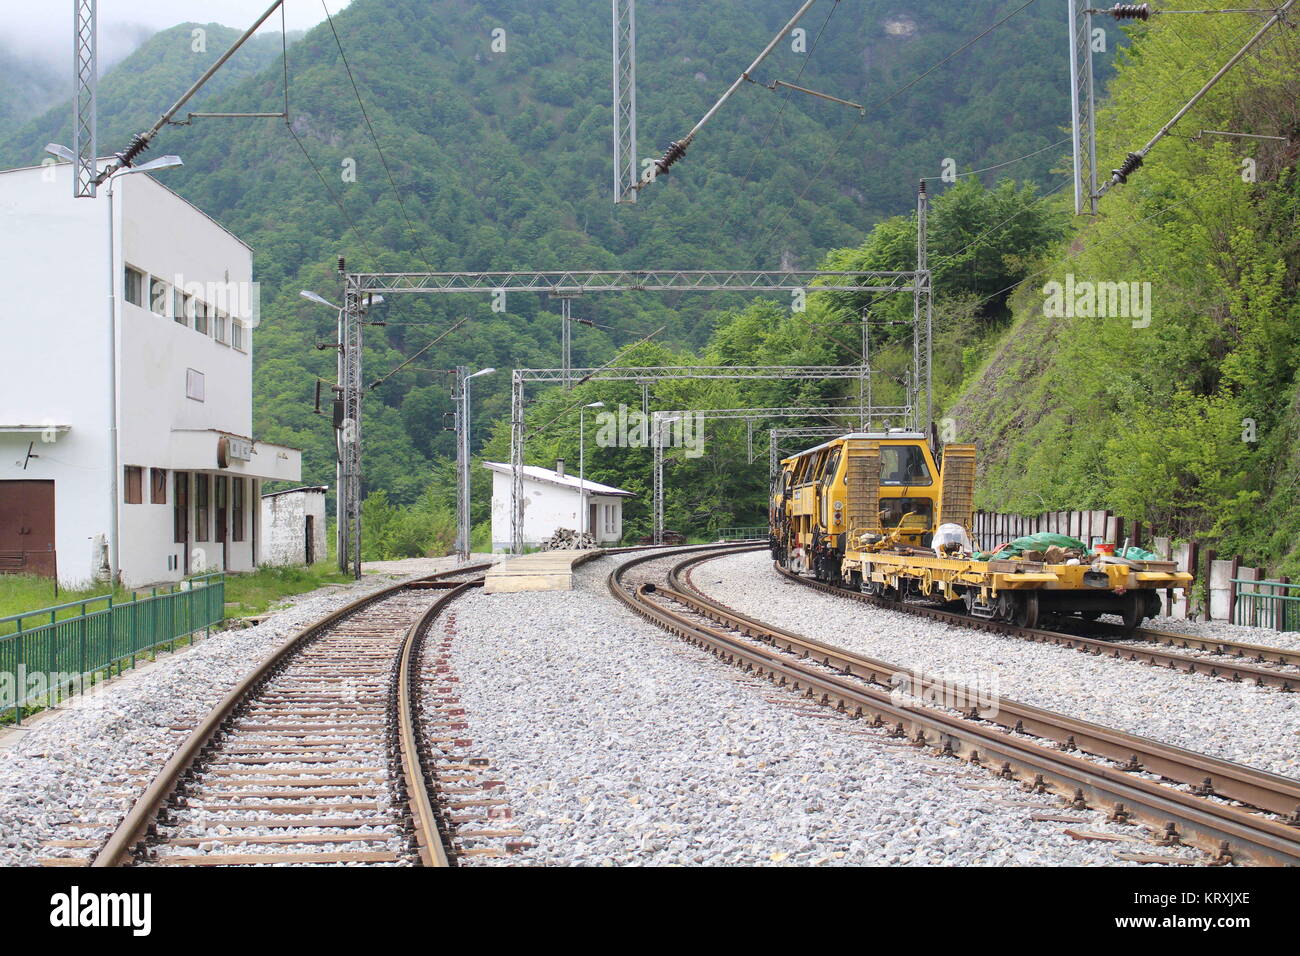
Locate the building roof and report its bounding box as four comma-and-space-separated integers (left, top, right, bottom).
482, 462, 634, 497
261, 485, 329, 499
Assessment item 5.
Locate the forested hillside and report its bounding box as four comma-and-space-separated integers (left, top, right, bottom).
0, 0, 1103, 548
947, 10, 1300, 576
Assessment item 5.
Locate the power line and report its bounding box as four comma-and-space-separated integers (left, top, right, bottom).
285, 122, 381, 263
318, 0, 437, 272
922, 137, 1073, 181
716, 0, 842, 237
751, 0, 1044, 263
966, 178, 1219, 312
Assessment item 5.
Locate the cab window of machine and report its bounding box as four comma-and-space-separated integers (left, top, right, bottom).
821, 450, 841, 487
879, 445, 932, 486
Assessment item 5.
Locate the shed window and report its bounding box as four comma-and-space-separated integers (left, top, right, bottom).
150, 468, 167, 504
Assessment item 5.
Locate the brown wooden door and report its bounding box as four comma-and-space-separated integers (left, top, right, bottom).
0, 480, 56, 577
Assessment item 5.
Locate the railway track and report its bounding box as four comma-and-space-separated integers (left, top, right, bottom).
773, 559, 1300, 691
92, 565, 488, 867
611, 545, 1300, 866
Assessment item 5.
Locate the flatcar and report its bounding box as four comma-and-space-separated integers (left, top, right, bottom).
770, 431, 1191, 630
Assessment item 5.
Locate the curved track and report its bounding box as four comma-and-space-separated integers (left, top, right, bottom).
774, 559, 1300, 691
93, 565, 487, 867
611, 546, 1300, 866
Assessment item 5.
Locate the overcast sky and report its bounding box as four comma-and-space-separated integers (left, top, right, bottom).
0, 1, 352, 69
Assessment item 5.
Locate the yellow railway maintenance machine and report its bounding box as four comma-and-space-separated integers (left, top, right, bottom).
770, 431, 1191, 631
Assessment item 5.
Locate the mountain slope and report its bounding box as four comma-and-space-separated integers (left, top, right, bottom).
947, 8, 1300, 573
1, 0, 1115, 512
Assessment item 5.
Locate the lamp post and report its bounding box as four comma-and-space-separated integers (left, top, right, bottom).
457, 366, 495, 562
579, 401, 605, 539
48, 144, 183, 585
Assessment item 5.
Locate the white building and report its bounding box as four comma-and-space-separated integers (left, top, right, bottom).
483, 460, 633, 551
261, 486, 328, 567
0, 159, 300, 588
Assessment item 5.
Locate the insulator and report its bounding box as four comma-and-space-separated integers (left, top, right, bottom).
655, 140, 689, 175
1111, 151, 1144, 184
337, 256, 346, 274
117, 133, 151, 167
1107, 4, 1151, 20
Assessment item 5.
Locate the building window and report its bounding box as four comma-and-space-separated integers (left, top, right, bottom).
195, 474, 210, 542
232, 478, 245, 542
214, 311, 229, 345
124, 466, 143, 504
232, 321, 245, 352
605, 505, 616, 535
150, 278, 170, 317
194, 300, 209, 335
124, 266, 144, 307
174, 472, 189, 543
186, 368, 205, 402
215, 476, 228, 543
150, 467, 167, 504
174, 290, 188, 326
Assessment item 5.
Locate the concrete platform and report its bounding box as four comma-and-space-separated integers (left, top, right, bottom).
483, 549, 605, 594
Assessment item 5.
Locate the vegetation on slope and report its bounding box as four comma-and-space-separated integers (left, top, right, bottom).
947, 8, 1300, 574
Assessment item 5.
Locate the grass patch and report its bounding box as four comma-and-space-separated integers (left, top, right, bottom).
1, 576, 147, 637
221, 563, 354, 618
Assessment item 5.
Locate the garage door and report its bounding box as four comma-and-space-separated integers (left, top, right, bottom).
0, 480, 56, 577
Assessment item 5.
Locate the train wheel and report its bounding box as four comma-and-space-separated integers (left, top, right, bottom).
1013, 592, 1040, 629
1119, 593, 1142, 633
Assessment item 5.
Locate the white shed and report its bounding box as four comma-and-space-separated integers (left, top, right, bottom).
260, 486, 328, 567
483, 460, 634, 552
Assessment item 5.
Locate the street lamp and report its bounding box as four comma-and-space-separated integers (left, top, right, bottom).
47, 144, 183, 585
457, 367, 496, 562
579, 401, 605, 539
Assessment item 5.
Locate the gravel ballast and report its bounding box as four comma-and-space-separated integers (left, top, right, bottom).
0, 572, 425, 866
687, 551, 1300, 780
445, 551, 1179, 866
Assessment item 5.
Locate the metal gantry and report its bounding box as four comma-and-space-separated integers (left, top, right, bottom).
612, 0, 638, 203
72, 0, 98, 198
512, 366, 869, 553
347, 270, 920, 294
650, 404, 911, 544
341, 265, 931, 558
1068, 0, 1100, 215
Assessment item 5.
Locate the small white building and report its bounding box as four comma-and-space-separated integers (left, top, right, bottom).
483, 460, 633, 551
261, 486, 328, 567
0, 159, 300, 587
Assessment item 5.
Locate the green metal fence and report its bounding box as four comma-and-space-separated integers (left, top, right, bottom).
0, 574, 224, 724
1232, 578, 1300, 631
717, 527, 768, 541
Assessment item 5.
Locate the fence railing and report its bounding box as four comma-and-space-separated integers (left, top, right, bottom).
1232, 578, 1300, 632
717, 527, 767, 541
0, 574, 225, 724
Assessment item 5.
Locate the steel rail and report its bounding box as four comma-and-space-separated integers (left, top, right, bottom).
775, 563, 1300, 690
610, 547, 1300, 866
92, 564, 489, 867
1125, 623, 1300, 670
396, 580, 483, 867
669, 553, 1300, 817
